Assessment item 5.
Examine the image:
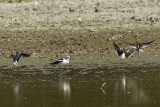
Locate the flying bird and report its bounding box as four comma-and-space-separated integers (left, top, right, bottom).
126, 40, 155, 57
113, 41, 135, 59
11, 52, 31, 67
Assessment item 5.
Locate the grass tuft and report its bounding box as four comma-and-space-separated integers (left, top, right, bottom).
96, 2, 100, 7
8, 0, 13, 3
18, 0, 22, 3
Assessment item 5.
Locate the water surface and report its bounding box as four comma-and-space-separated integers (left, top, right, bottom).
0, 67, 159, 107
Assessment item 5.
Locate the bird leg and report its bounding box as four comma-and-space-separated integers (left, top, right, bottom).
59, 66, 62, 71
138, 52, 140, 58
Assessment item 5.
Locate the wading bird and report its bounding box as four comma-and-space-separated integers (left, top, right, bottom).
126, 40, 155, 57
50, 56, 70, 66
50, 56, 70, 74
11, 52, 31, 67
113, 41, 135, 59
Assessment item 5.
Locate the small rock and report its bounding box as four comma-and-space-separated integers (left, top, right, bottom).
130, 16, 135, 19
77, 17, 82, 22
135, 18, 141, 21
69, 8, 74, 12
95, 7, 102, 12
33, 8, 37, 11
88, 29, 97, 32
69, 50, 73, 53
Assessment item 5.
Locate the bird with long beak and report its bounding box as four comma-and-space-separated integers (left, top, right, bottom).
126, 40, 155, 57
113, 41, 135, 59
11, 51, 31, 67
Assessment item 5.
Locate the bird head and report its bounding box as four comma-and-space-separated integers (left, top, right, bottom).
65, 56, 70, 60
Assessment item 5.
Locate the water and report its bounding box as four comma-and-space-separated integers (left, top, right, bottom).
0, 67, 160, 107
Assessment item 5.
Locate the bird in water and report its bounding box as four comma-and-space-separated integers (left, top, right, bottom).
113, 41, 135, 59
126, 40, 155, 57
11, 51, 31, 67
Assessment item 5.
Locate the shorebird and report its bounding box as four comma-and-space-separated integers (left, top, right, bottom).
50, 56, 70, 65
50, 56, 70, 74
11, 52, 31, 67
113, 41, 135, 59
126, 40, 155, 57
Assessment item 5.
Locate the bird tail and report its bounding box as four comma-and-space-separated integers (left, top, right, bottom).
50, 62, 58, 65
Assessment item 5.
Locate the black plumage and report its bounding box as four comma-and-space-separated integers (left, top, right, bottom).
11, 52, 31, 62
126, 40, 155, 57
50, 59, 63, 64
126, 40, 155, 49
113, 41, 135, 59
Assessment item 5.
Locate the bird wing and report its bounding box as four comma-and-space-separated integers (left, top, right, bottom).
50, 59, 63, 64
126, 43, 137, 49
17, 53, 31, 61
141, 40, 155, 49
125, 49, 135, 58
20, 53, 31, 57
113, 41, 123, 56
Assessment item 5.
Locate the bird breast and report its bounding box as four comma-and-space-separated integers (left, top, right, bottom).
13, 61, 18, 66
121, 53, 126, 59
61, 59, 69, 64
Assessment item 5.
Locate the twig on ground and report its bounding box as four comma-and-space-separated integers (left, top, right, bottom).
100, 82, 106, 89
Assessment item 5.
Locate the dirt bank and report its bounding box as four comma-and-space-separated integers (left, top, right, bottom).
0, 0, 160, 70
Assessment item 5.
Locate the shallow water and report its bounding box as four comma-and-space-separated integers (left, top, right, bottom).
0, 67, 160, 107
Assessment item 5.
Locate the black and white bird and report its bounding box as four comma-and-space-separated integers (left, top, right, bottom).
126, 40, 155, 57
113, 41, 135, 59
11, 51, 31, 67
50, 56, 70, 65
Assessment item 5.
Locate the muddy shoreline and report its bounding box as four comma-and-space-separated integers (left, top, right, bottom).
0, 1, 160, 70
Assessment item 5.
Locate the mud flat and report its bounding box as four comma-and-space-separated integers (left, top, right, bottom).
0, 0, 160, 70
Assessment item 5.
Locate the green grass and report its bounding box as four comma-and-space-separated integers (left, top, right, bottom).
139, 0, 143, 3
18, 0, 22, 3
96, 2, 100, 6
8, 0, 13, 3
7, 0, 23, 3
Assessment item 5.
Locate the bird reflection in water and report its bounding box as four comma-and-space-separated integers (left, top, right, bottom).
13, 84, 21, 106
114, 74, 149, 105
58, 81, 71, 103
101, 74, 149, 106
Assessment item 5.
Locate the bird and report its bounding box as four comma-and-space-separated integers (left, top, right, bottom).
50, 56, 70, 72
11, 51, 31, 67
126, 40, 155, 57
50, 56, 70, 65
113, 41, 135, 59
